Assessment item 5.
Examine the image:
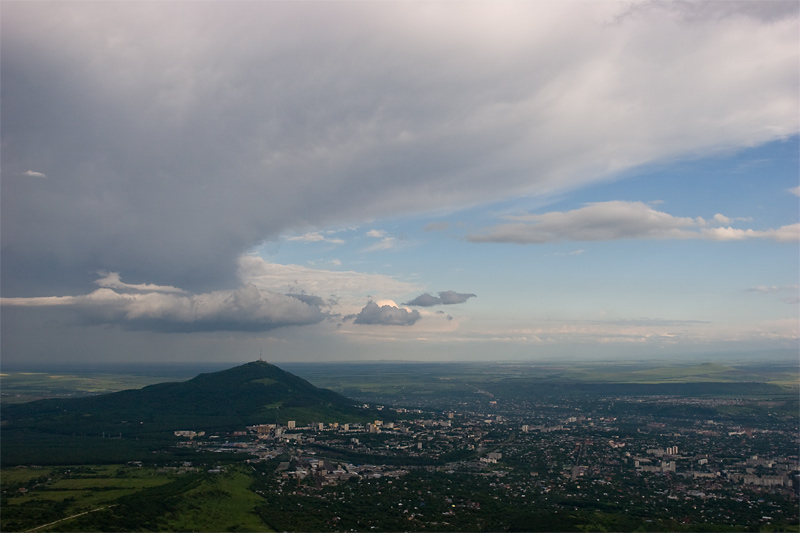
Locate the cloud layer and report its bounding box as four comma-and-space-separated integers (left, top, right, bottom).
0, 257, 429, 334
468, 201, 800, 244
0, 280, 327, 333
2, 2, 797, 296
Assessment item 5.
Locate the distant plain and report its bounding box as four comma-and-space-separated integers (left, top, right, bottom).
2, 360, 798, 405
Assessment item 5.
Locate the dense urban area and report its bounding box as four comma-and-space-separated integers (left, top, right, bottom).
172, 394, 797, 530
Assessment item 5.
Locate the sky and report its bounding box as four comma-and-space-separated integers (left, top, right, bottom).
1, 1, 798, 366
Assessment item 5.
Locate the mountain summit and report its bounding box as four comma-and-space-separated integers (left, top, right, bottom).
3, 361, 369, 435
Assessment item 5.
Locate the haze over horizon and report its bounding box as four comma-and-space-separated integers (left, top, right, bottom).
2, 1, 798, 366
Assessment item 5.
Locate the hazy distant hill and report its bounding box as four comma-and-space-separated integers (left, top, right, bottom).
2, 361, 371, 436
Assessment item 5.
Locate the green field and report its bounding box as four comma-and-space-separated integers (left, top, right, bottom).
1, 465, 177, 531
160, 467, 270, 532
1, 464, 271, 532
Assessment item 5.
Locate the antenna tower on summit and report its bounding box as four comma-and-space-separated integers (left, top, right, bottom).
259, 348, 264, 362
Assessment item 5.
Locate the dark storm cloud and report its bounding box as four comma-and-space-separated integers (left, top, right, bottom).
353, 301, 421, 326
1, 2, 797, 298
404, 291, 476, 307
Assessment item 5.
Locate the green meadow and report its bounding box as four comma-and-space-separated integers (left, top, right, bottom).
159, 467, 270, 532
1, 464, 271, 532
1, 465, 177, 531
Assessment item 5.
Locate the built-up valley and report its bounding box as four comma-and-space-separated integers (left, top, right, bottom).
174, 394, 798, 531
3, 361, 798, 532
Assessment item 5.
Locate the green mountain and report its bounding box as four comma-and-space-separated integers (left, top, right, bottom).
2, 361, 372, 437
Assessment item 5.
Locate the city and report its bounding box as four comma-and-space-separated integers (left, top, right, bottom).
167, 393, 799, 531
2, 360, 798, 531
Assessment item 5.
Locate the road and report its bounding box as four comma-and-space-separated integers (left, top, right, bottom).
26, 505, 115, 532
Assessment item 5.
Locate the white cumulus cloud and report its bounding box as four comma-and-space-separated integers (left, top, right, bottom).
352, 300, 421, 326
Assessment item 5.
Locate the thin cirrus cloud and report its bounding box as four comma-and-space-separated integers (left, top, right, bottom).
747, 284, 800, 304
746, 284, 800, 293
286, 232, 345, 245
364, 230, 399, 252
365, 238, 397, 252
467, 201, 800, 244
405, 291, 477, 307
2, 1, 797, 297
